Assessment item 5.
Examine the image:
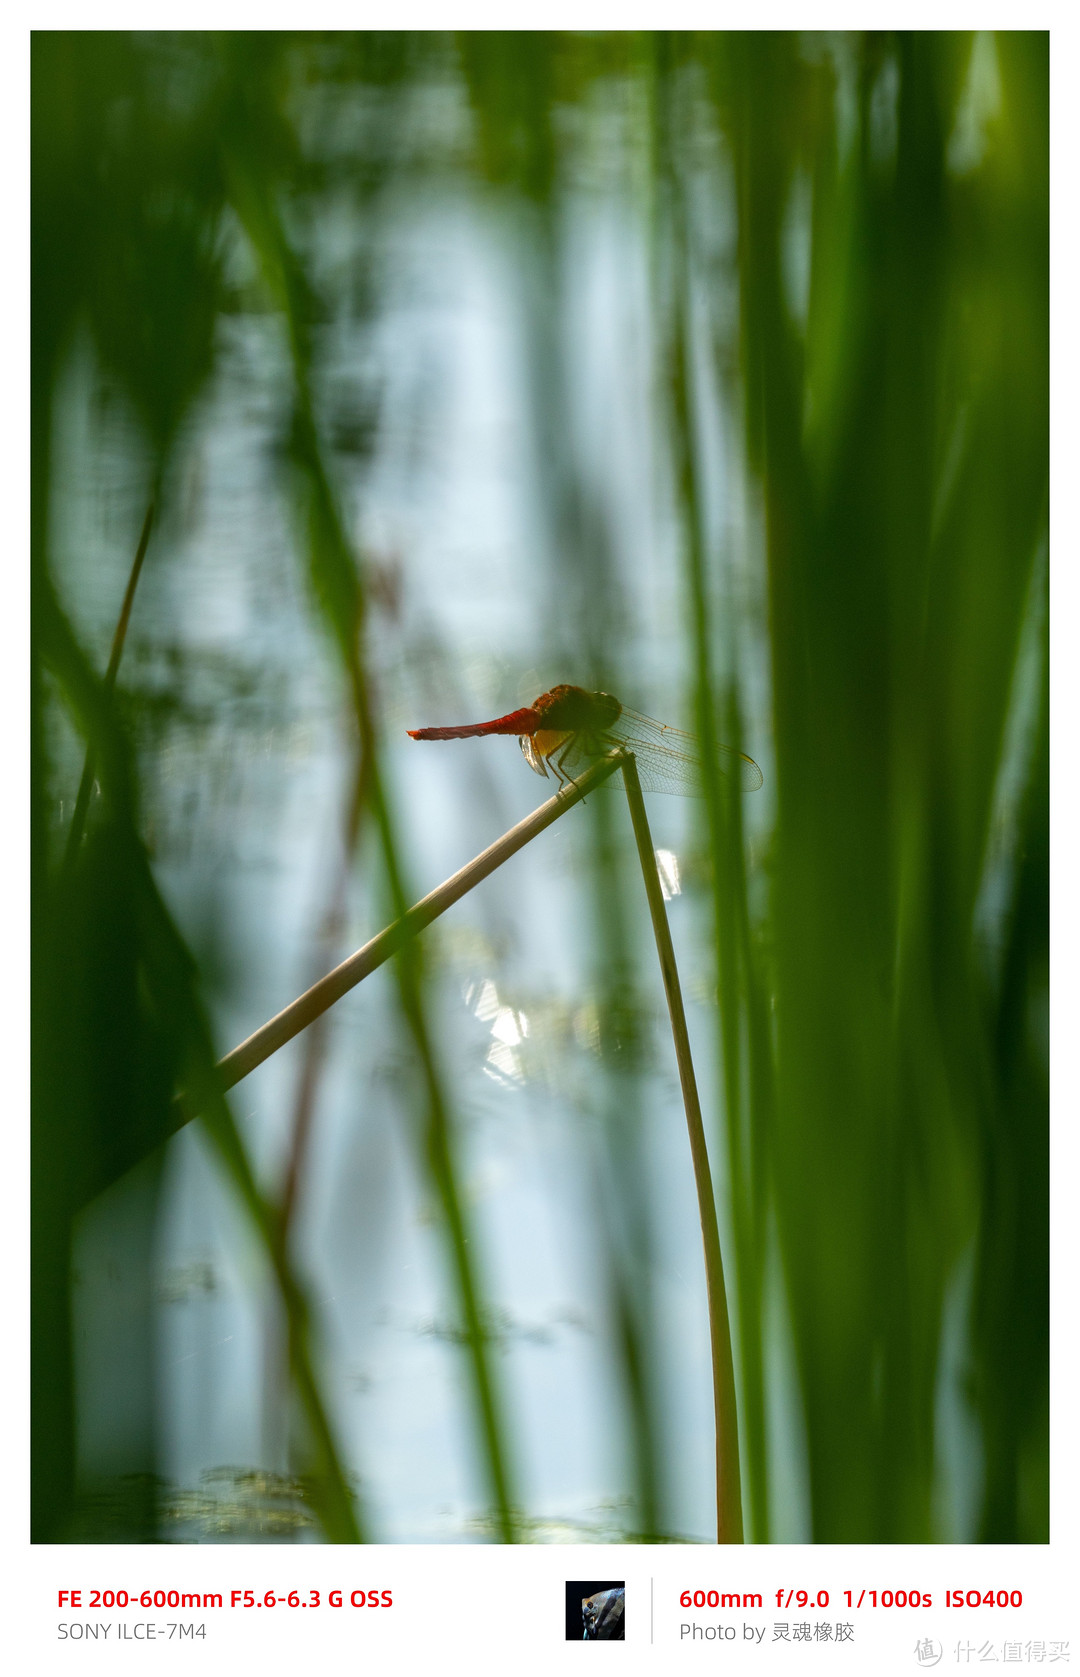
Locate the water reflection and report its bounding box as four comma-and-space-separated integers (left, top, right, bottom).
463, 978, 530, 1085
655, 848, 681, 902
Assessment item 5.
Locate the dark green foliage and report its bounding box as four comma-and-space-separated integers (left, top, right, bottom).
701, 31, 1047, 1540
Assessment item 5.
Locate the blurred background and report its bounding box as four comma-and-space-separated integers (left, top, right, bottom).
32, 31, 1048, 1545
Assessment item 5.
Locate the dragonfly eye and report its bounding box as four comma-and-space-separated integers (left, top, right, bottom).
593, 691, 621, 728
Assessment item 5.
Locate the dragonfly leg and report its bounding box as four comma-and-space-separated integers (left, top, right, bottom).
554, 738, 588, 801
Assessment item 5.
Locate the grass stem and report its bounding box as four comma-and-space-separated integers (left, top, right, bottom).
213, 751, 623, 1093
620, 751, 744, 1543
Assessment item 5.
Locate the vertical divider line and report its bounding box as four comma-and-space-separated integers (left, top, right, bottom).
620, 752, 744, 1543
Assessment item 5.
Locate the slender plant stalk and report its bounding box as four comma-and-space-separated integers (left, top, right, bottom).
620, 751, 744, 1544
63, 498, 155, 869
212, 753, 623, 1094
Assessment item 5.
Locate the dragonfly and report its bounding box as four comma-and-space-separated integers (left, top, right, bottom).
407, 683, 763, 796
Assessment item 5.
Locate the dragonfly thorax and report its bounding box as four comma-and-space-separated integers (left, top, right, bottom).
531, 684, 622, 734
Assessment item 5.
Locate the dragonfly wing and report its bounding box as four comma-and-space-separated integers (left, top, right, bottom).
730, 750, 764, 792
550, 733, 601, 772
626, 744, 763, 795
618, 739, 703, 796
519, 734, 549, 779
608, 706, 697, 751
609, 707, 762, 793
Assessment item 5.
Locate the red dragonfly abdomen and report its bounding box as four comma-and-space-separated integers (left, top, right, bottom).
407, 686, 620, 744
407, 706, 540, 741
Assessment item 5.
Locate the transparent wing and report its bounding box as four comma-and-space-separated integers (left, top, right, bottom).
604, 707, 763, 795
611, 736, 704, 796
519, 734, 550, 779
546, 732, 697, 795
